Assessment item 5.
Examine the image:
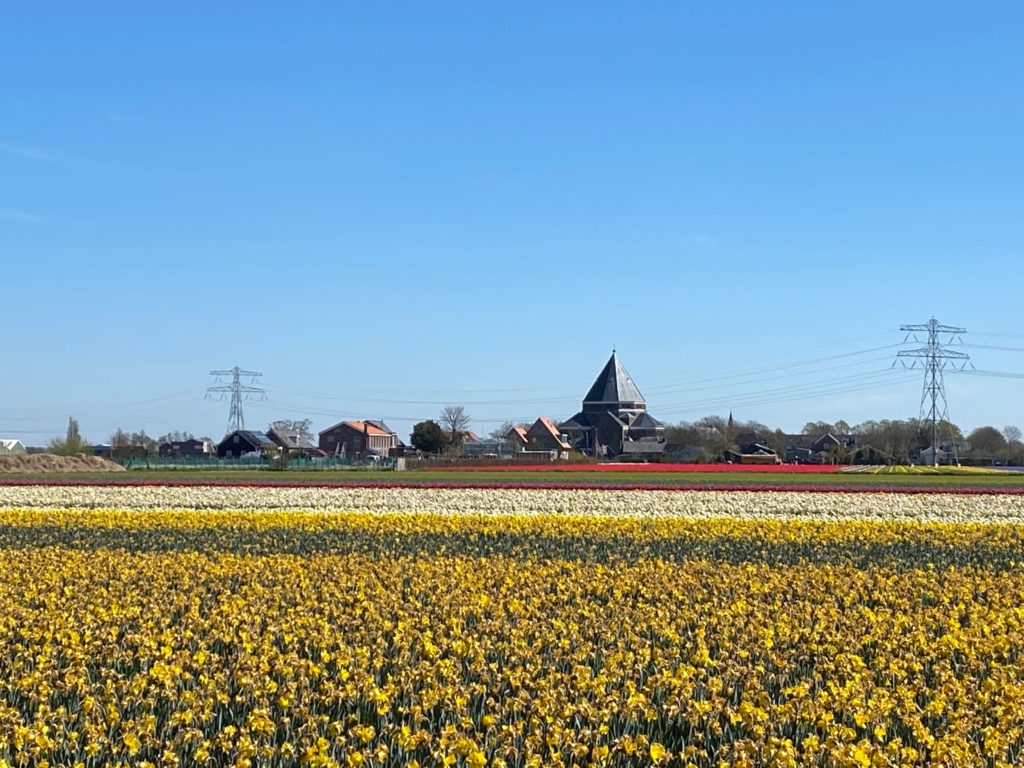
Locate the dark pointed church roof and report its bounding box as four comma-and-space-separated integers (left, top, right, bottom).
583, 352, 646, 408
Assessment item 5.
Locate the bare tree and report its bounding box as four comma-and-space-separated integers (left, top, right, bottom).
489, 421, 517, 440
269, 419, 314, 440
439, 405, 471, 445
1003, 425, 1022, 445
157, 430, 195, 444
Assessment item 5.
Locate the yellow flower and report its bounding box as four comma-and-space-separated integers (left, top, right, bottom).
123, 732, 141, 756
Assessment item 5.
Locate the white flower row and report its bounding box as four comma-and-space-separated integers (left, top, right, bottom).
0, 484, 1022, 523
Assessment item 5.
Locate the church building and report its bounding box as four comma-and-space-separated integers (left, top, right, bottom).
559, 352, 665, 458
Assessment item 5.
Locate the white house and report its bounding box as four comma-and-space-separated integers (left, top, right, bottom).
0, 439, 27, 456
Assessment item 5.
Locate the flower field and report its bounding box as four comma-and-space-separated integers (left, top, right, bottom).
2, 484, 1024, 522
2, 486, 1024, 767
429, 464, 846, 473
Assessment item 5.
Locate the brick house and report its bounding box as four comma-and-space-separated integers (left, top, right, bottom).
524, 417, 571, 453
506, 426, 529, 452
319, 420, 400, 460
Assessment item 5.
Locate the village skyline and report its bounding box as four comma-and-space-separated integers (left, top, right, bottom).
6, 340, 1022, 467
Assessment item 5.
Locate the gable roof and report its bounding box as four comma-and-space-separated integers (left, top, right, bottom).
267, 428, 316, 450
364, 419, 398, 436
508, 426, 528, 444
535, 417, 558, 437
528, 421, 577, 450
583, 352, 646, 407
219, 430, 274, 449
534, 417, 571, 449
348, 420, 389, 436
320, 420, 390, 437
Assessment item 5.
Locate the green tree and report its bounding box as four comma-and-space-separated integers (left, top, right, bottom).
764, 429, 788, 458
802, 421, 835, 437
967, 426, 1007, 462
855, 418, 923, 464
49, 416, 90, 456
410, 420, 448, 455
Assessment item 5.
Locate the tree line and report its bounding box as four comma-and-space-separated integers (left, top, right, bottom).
43, 410, 1024, 466
664, 416, 1024, 465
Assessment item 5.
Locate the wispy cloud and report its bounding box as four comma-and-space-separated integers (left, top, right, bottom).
2, 137, 181, 185
0, 142, 56, 163
0, 209, 42, 223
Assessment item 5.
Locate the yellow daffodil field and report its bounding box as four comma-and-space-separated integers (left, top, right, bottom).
2, 484, 1024, 767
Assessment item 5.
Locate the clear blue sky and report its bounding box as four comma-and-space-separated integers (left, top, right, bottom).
2, 2, 1023, 445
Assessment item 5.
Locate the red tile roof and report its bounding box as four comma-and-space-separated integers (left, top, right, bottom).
535, 417, 571, 449
343, 420, 389, 436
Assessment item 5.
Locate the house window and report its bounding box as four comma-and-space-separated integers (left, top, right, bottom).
326, 435, 335, 444
233, 436, 239, 444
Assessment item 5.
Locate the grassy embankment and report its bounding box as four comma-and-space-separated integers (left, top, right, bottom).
2, 467, 1023, 489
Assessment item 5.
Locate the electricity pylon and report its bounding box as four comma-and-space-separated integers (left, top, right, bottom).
894, 319, 970, 465
206, 367, 265, 437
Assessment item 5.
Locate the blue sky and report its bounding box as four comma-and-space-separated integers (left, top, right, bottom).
2, 2, 1023, 444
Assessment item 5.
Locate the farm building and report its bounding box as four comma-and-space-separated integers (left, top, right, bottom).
560, 352, 665, 458
266, 427, 320, 457
0, 439, 26, 456
463, 437, 511, 458
319, 420, 400, 460
506, 425, 529, 451
216, 430, 274, 458
158, 438, 213, 458
783, 432, 860, 464
523, 417, 571, 454
725, 431, 781, 464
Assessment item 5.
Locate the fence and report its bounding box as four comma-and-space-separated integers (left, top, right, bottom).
121, 456, 396, 471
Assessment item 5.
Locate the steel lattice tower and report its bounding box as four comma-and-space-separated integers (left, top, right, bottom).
206, 367, 265, 436
894, 319, 970, 465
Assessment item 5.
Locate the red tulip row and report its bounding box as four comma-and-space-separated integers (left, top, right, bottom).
440, 462, 846, 472
0, 478, 1023, 495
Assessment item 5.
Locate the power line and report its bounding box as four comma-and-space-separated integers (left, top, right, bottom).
958, 369, 1024, 380
268, 343, 903, 408
206, 367, 266, 436
972, 331, 1024, 341
960, 343, 1024, 353
658, 370, 917, 416
643, 344, 904, 393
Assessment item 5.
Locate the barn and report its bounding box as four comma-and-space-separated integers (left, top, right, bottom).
216, 430, 274, 458
0, 439, 26, 456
